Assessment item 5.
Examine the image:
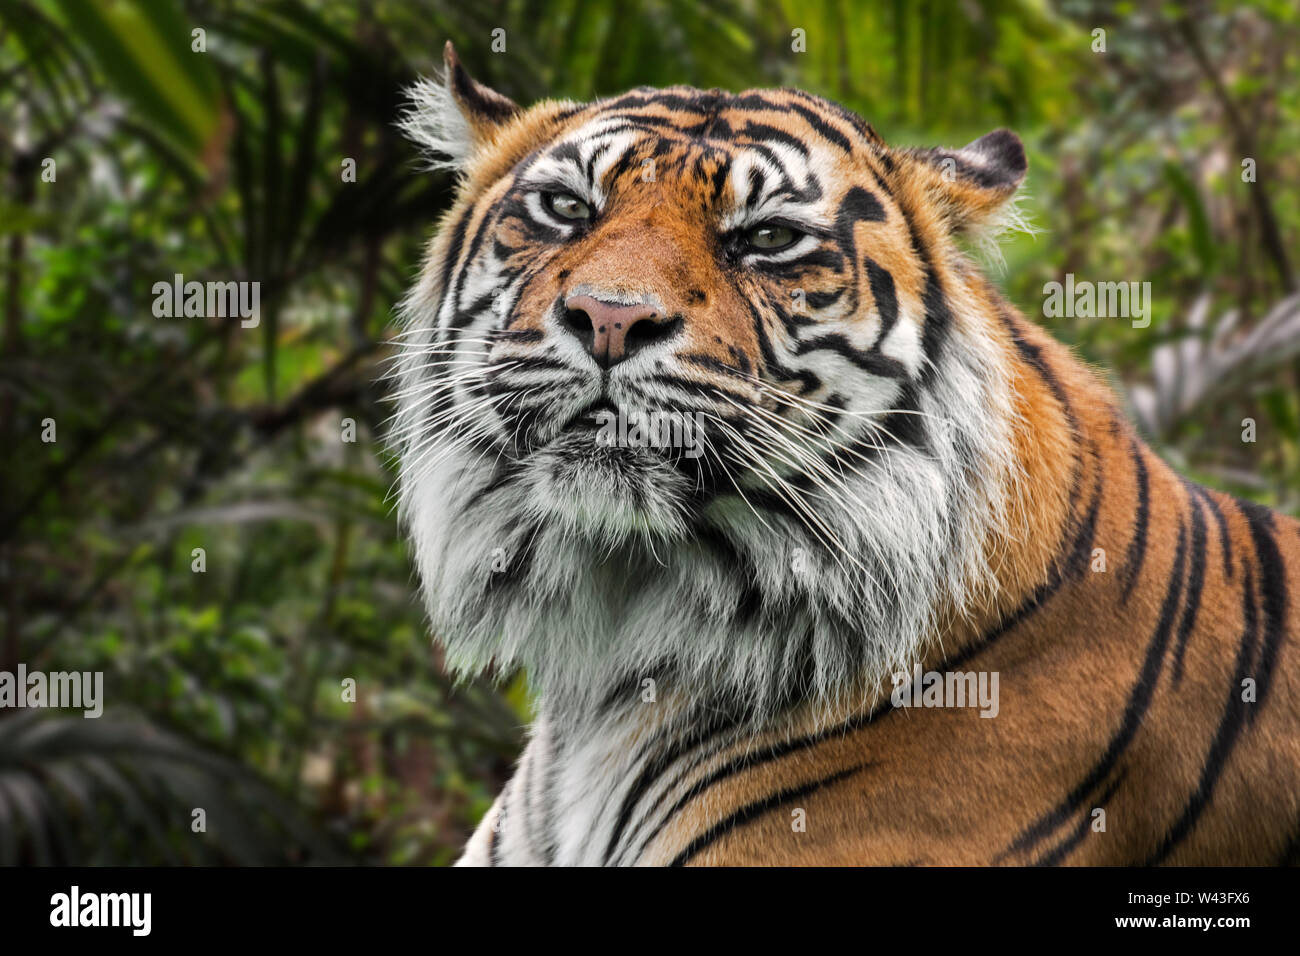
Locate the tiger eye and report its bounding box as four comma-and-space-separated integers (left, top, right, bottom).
548, 192, 591, 220
746, 223, 797, 250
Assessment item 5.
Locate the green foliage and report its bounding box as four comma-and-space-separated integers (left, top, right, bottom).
0, 0, 1296, 864
0, 710, 346, 864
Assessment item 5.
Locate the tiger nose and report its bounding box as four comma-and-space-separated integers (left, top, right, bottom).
561, 294, 676, 368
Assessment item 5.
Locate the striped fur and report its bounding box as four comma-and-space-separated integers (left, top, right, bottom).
394, 44, 1300, 866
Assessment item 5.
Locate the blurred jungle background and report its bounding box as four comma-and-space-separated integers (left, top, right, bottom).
1, 0, 1297, 864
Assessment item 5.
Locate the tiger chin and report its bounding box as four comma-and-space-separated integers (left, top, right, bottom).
391, 42, 1300, 866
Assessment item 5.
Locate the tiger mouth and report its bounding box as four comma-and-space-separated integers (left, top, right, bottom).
559, 400, 619, 435
549, 401, 712, 472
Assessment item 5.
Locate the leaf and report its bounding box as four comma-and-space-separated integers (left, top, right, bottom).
0, 712, 346, 865
52, 0, 222, 162
1162, 160, 1217, 277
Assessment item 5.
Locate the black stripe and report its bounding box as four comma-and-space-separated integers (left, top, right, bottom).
491, 237, 520, 260
759, 248, 845, 277
494, 328, 543, 345
869, 165, 893, 197
678, 349, 745, 379
647, 369, 755, 408
486, 354, 571, 375
837, 185, 886, 225
1120, 440, 1151, 606
805, 288, 844, 311
451, 199, 501, 311
1171, 483, 1207, 684
745, 165, 767, 209
547, 139, 581, 164
450, 285, 502, 330
437, 206, 471, 316
667, 763, 870, 866
1003, 520, 1189, 860
629, 725, 860, 864
699, 114, 734, 139
784, 101, 855, 155
793, 332, 908, 379
751, 146, 822, 204
736, 121, 810, 156
997, 307, 1089, 542
784, 88, 877, 152
999, 311, 1072, 420
582, 140, 615, 183
1032, 769, 1129, 866
708, 153, 731, 202
483, 520, 541, 593
917, 265, 952, 384
597, 90, 723, 114
805, 187, 885, 327
600, 709, 745, 864
1191, 484, 1234, 580
864, 257, 898, 344
1144, 565, 1260, 864
499, 264, 555, 330
596, 113, 692, 135
1236, 498, 1288, 718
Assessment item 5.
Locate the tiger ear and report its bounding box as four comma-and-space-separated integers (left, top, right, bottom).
903, 129, 1027, 235
401, 41, 521, 170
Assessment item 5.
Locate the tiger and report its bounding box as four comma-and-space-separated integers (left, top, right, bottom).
391, 41, 1300, 866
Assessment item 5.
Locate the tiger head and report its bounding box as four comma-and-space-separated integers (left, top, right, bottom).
394, 43, 1035, 723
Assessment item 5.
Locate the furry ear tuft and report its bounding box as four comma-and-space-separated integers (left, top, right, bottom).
400, 74, 472, 171
897, 128, 1032, 268
400, 41, 521, 171
944, 128, 1027, 193
901, 128, 1028, 233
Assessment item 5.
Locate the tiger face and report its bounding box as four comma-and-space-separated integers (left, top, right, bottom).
395, 44, 1031, 721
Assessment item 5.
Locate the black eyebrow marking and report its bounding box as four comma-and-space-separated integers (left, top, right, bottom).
548, 140, 581, 163
584, 141, 613, 182
745, 166, 767, 209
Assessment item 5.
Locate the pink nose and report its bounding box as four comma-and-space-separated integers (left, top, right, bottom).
562, 294, 675, 368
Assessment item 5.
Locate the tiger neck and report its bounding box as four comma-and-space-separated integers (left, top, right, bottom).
931, 297, 1129, 661
529, 302, 1115, 742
